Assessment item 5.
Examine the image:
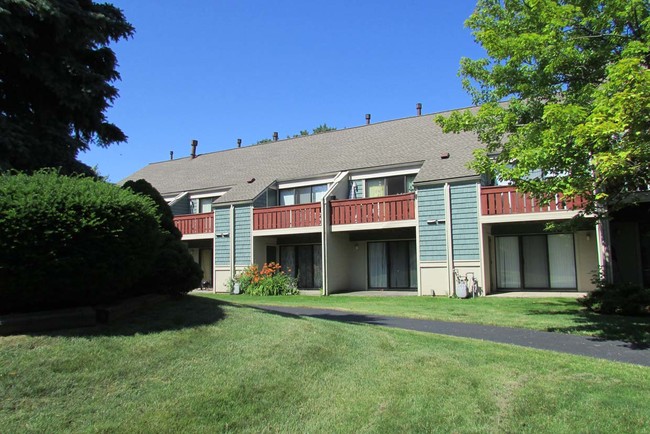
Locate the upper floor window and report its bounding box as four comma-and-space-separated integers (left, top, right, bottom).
279, 184, 328, 206
190, 196, 219, 214
365, 175, 415, 198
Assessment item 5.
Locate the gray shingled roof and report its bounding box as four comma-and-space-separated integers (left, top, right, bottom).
121, 108, 482, 204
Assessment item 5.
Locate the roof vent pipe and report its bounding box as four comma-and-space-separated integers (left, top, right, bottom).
365, 114, 371, 125
416, 103, 422, 116
273, 132, 278, 141
237, 138, 242, 148
190, 139, 198, 158
170, 151, 174, 160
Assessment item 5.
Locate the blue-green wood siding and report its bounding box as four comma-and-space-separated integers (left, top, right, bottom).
234, 205, 252, 266
417, 185, 447, 261
450, 183, 480, 260
215, 207, 230, 266
170, 195, 190, 215
350, 180, 364, 199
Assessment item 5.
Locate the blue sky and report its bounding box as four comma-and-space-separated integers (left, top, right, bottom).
80, 1, 485, 182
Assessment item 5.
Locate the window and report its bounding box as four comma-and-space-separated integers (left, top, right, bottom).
191, 196, 218, 214
199, 198, 213, 213
495, 234, 576, 290
365, 175, 416, 198
279, 184, 328, 205
368, 241, 417, 289
279, 245, 322, 288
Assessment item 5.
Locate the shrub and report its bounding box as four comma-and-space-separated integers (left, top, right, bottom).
122, 179, 202, 295
1, 171, 174, 313
579, 275, 650, 316
230, 263, 299, 296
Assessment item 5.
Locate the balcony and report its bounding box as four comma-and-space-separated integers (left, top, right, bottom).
173, 212, 214, 237
253, 203, 322, 231
481, 186, 587, 217
331, 193, 416, 226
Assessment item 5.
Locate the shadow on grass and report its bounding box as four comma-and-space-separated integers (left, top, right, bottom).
31, 294, 227, 338
527, 300, 650, 347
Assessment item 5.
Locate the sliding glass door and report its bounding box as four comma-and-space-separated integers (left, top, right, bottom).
279, 245, 322, 289
368, 241, 417, 289
495, 234, 576, 290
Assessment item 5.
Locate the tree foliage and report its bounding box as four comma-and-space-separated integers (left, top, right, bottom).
255, 123, 337, 143
0, 0, 134, 174
436, 0, 650, 213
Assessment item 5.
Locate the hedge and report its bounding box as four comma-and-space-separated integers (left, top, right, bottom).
0, 171, 166, 313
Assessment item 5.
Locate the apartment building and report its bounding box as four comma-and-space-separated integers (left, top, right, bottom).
123, 107, 609, 295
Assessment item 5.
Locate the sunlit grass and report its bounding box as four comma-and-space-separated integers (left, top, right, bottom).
210, 294, 650, 344
1, 295, 648, 433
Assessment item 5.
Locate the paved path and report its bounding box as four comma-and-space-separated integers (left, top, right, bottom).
253, 305, 650, 367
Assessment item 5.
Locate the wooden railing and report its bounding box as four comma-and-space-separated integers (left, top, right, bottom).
480, 186, 587, 216
173, 212, 214, 235
253, 203, 322, 230
330, 193, 416, 225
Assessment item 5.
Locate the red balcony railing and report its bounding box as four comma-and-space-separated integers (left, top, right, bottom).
173, 212, 214, 235
253, 203, 322, 230
480, 186, 587, 216
331, 193, 416, 225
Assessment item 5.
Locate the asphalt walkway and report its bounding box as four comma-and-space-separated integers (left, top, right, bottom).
253, 305, 650, 367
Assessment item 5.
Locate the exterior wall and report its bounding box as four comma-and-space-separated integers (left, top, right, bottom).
189, 198, 199, 214
214, 267, 231, 293
214, 208, 230, 266
325, 232, 353, 294
253, 236, 277, 268
419, 262, 449, 296
234, 205, 252, 266
450, 183, 480, 260
170, 195, 190, 215
417, 185, 447, 261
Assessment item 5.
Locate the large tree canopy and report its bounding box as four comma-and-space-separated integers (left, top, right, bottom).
0, 0, 134, 173
436, 0, 650, 214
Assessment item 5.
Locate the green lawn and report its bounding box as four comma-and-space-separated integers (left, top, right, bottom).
210, 294, 650, 345
1, 295, 649, 433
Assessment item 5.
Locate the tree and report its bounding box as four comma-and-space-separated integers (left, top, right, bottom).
436, 0, 650, 214
0, 0, 134, 174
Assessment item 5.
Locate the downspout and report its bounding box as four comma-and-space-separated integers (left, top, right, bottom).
477, 181, 487, 295
229, 204, 235, 280
444, 183, 455, 296
321, 196, 328, 295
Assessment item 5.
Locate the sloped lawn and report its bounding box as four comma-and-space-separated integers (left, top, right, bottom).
211, 294, 650, 345
1, 295, 649, 433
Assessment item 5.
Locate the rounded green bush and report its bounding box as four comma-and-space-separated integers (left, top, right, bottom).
0, 171, 163, 313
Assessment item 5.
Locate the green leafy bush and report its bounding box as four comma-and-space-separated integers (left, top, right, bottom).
229, 263, 298, 296
0, 171, 183, 313
579, 276, 650, 316
122, 179, 202, 295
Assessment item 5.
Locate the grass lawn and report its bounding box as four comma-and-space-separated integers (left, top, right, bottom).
210, 294, 650, 345
1, 295, 649, 433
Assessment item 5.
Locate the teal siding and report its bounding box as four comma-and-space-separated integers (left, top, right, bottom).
234, 205, 252, 266
417, 185, 447, 261
170, 195, 190, 215
450, 183, 480, 260
350, 180, 364, 199
215, 207, 230, 266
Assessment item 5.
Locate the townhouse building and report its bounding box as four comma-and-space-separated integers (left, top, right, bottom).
122, 107, 619, 296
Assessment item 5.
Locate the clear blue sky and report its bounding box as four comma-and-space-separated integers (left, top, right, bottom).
79, 0, 485, 182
